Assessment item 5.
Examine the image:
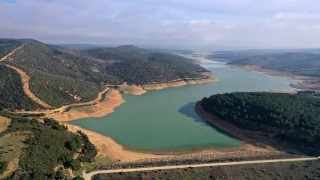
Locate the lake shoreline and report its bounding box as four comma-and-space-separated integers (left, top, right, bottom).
195, 101, 248, 141
64, 76, 286, 163
229, 64, 320, 91
195, 100, 304, 155
64, 63, 299, 163
56, 77, 219, 122
63, 77, 223, 162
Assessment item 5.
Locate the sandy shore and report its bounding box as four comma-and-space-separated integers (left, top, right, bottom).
48, 89, 125, 122
117, 85, 146, 95
66, 124, 168, 162
195, 101, 249, 142
44, 77, 218, 162
230, 64, 319, 91
142, 77, 218, 91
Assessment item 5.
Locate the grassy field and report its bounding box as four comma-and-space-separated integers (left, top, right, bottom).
93, 160, 320, 180
0, 133, 26, 162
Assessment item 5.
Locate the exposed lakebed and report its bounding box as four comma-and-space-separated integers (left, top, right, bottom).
72, 56, 299, 152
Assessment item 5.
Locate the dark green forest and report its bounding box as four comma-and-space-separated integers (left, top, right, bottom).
201, 92, 320, 155
0, 112, 97, 179
0, 65, 42, 110
29, 70, 100, 108
105, 59, 179, 84
79, 45, 150, 61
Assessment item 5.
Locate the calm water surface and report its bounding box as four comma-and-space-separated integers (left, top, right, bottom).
72, 57, 298, 152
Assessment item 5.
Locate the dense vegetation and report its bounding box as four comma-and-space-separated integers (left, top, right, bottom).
93, 160, 320, 180
29, 70, 100, 107
80, 45, 150, 61
0, 39, 21, 59
0, 161, 8, 175
0, 112, 97, 179
201, 92, 320, 155
105, 59, 179, 84
83, 46, 206, 84
0, 65, 42, 110
5, 39, 207, 107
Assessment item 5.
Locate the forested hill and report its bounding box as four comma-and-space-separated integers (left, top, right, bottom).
200, 92, 320, 155
1, 38, 209, 108
210, 50, 320, 78
229, 53, 320, 78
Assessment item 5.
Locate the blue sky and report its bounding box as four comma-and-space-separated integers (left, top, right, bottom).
0, 0, 320, 50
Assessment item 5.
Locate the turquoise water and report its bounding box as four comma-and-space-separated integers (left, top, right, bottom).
72, 57, 298, 152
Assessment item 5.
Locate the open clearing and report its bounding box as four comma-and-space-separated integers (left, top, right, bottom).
0, 133, 27, 179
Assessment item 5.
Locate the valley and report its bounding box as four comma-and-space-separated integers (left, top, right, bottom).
0, 38, 319, 179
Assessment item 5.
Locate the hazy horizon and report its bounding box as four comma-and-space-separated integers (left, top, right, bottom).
1, 0, 320, 50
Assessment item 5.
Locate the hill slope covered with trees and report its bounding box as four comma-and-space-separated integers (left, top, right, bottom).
1, 38, 209, 108
0, 65, 42, 110
0, 112, 97, 179
200, 92, 320, 155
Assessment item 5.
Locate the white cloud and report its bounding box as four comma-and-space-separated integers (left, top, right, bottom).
188, 19, 213, 26
1, 0, 320, 49
273, 12, 320, 21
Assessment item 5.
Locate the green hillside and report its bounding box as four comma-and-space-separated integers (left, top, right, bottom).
3, 39, 208, 107
79, 45, 150, 61
0, 65, 42, 110
201, 92, 320, 155
0, 39, 22, 59
0, 112, 97, 179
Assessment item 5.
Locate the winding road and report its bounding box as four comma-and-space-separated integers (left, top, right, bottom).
0, 44, 25, 62
1, 44, 53, 108
1, 44, 111, 113
83, 157, 319, 180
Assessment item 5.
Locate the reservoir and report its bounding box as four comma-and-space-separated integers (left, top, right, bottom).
72, 56, 298, 152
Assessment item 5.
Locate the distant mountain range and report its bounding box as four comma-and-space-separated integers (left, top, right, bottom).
210, 49, 320, 78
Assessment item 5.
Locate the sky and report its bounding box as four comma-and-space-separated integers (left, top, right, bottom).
1, 0, 320, 50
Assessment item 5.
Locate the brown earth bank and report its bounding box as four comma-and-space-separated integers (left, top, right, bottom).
65, 124, 168, 163
195, 100, 304, 155
229, 64, 320, 91
0, 159, 19, 179
0, 116, 11, 133
142, 77, 218, 91
47, 89, 125, 122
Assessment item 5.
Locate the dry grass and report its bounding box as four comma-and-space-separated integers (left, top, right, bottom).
0, 116, 11, 133
0, 133, 27, 178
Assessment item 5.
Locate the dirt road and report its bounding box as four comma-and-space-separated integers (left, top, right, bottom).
83, 157, 319, 180
5, 64, 53, 109
0, 44, 24, 62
